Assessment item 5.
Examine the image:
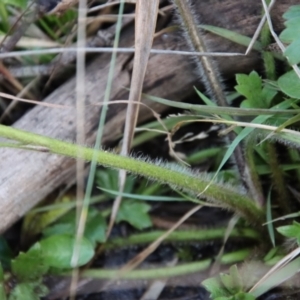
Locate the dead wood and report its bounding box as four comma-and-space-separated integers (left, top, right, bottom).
0, 0, 296, 233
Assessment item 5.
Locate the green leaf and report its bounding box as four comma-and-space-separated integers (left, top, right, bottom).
198, 25, 262, 51
116, 200, 152, 230
266, 190, 275, 247
279, 6, 300, 64
96, 169, 135, 196
264, 247, 280, 262
37, 234, 94, 269
11, 244, 48, 281
284, 38, 300, 64
8, 281, 48, 300
220, 265, 243, 294
9, 284, 38, 300
263, 248, 284, 266
278, 70, 300, 99
236, 72, 263, 107
43, 208, 107, 246
261, 87, 278, 108
235, 71, 276, 108
43, 223, 74, 237
231, 292, 255, 300
202, 277, 231, 299
22, 193, 74, 238
282, 5, 300, 19
277, 221, 300, 243
280, 18, 300, 42
84, 213, 107, 245
215, 291, 255, 300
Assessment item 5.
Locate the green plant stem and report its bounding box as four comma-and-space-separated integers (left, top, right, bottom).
260, 8, 290, 213
244, 139, 265, 207
78, 249, 251, 280
260, 0, 276, 81
171, 0, 247, 186
144, 93, 300, 116
172, 0, 227, 107
288, 149, 300, 184
265, 143, 290, 214
0, 124, 264, 225
104, 229, 260, 250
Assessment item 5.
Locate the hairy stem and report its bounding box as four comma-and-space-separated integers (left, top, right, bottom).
244, 140, 265, 207
171, 0, 248, 189
266, 143, 290, 213
288, 149, 300, 185
172, 0, 227, 105
0, 124, 264, 225
260, 10, 290, 213
261, 11, 276, 82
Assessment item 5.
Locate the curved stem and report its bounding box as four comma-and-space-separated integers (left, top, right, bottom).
0, 125, 264, 225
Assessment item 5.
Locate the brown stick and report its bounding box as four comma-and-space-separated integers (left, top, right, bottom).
0, 0, 295, 233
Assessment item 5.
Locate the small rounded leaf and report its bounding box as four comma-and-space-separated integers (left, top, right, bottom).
278, 70, 300, 99
39, 234, 94, 269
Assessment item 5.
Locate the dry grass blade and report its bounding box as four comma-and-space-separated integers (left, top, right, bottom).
0, 36, 60, 48
0, 47, 244, 59
121, 0, 160, 155
89, 0, 136, 13
47, 0, 79, 15
0, 78, 40, 122
107, 0, 159, 237
249, 246, 300, 294
209, 215, 240, 276
0, 92, 66, 108
75, 0, 87, 220
69, 0, 88, 298
0, 61, 33, 99
0, 2, 36, 53
245, 0, 275, 55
